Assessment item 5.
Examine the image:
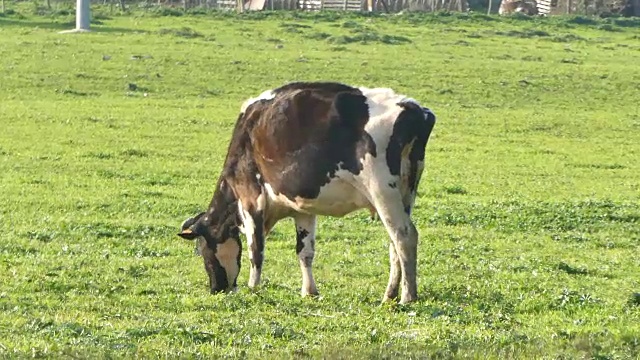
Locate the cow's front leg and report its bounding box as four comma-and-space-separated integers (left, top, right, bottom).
238, 201, 266, 289
294, 213, 319, 297
384, 242, 401, 302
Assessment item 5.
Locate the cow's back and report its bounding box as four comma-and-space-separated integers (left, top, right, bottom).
234, 82, 434, 218
245, 84, 375, 202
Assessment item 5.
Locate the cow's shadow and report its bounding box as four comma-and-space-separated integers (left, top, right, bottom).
0, 17, 148, 34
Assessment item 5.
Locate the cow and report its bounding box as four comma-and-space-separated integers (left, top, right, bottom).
177, 81, 436, 304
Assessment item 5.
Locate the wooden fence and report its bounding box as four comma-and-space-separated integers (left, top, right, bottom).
208, 0, 633, 14
536, 0, 552, 13
223, 0, 468, 11
3, 0, 635, 16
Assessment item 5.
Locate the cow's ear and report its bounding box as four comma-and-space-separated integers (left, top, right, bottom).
181, 212, 205, 230
179, 212, 206, 240
177, 228, 199, 240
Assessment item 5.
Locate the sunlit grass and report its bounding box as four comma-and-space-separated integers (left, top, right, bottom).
1, 8, 639, 358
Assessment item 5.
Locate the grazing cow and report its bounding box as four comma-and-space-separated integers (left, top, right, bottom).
177, 81, 436, 304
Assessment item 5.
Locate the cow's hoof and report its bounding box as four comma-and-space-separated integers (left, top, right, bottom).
399, 294, 418, 304
301, 289, 320, 298
381, 294, 398, 304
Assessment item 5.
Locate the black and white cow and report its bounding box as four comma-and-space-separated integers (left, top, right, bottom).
178, 81, 436, 304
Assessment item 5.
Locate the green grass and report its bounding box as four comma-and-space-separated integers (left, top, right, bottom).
1, 8, 640, 359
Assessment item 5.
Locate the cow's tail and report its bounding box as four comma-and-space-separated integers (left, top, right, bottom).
394, 103, 436, 217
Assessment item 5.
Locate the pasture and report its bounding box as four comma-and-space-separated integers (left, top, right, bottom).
1, 8, 639, 358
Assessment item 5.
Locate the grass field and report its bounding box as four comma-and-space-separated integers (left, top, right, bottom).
1, 7, 640, 358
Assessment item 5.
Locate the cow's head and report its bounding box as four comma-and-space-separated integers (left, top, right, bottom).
177, 208, 242, 294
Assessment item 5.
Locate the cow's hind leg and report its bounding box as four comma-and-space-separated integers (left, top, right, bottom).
369, 187, 419, 304
383, 160, 423, 301
294, 213, 319, 297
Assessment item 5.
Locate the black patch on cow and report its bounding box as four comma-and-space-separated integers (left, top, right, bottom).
187, 177, 242, 246
234, 237, 242, 288
272, 81, 359, 96
302, 256, 313, 267
388, 182, 397, 189
408, 108, 435, 194
296, 227, 310, 254
386, 102, 436, 194
247, 83, 377, 200
404, 205, 411, 215
250, 211, 266, 269
210, 254, 229, 293
233, 239, 242, 278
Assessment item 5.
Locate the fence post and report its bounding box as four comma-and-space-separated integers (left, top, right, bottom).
59, 0, 90, 33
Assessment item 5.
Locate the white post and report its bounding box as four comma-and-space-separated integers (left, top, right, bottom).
77, 0, 90, 30
60, 0, 91, 33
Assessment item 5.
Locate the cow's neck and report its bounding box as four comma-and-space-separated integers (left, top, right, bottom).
207, 117, 266, 231
203, 175, 240, 239
209, 175, 235, 207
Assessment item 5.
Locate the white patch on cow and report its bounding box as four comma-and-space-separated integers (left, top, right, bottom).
240, 89, 275, 113
237, 201, 244, 218
195, 237, 206, 256
256, 192, 266, 211
215, 239, 240, 288
237, 201, 246, 222
238, 201, 255, 239
242, 210, 255, 237
238, 200, 262, 287
263, 171, 371, 218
